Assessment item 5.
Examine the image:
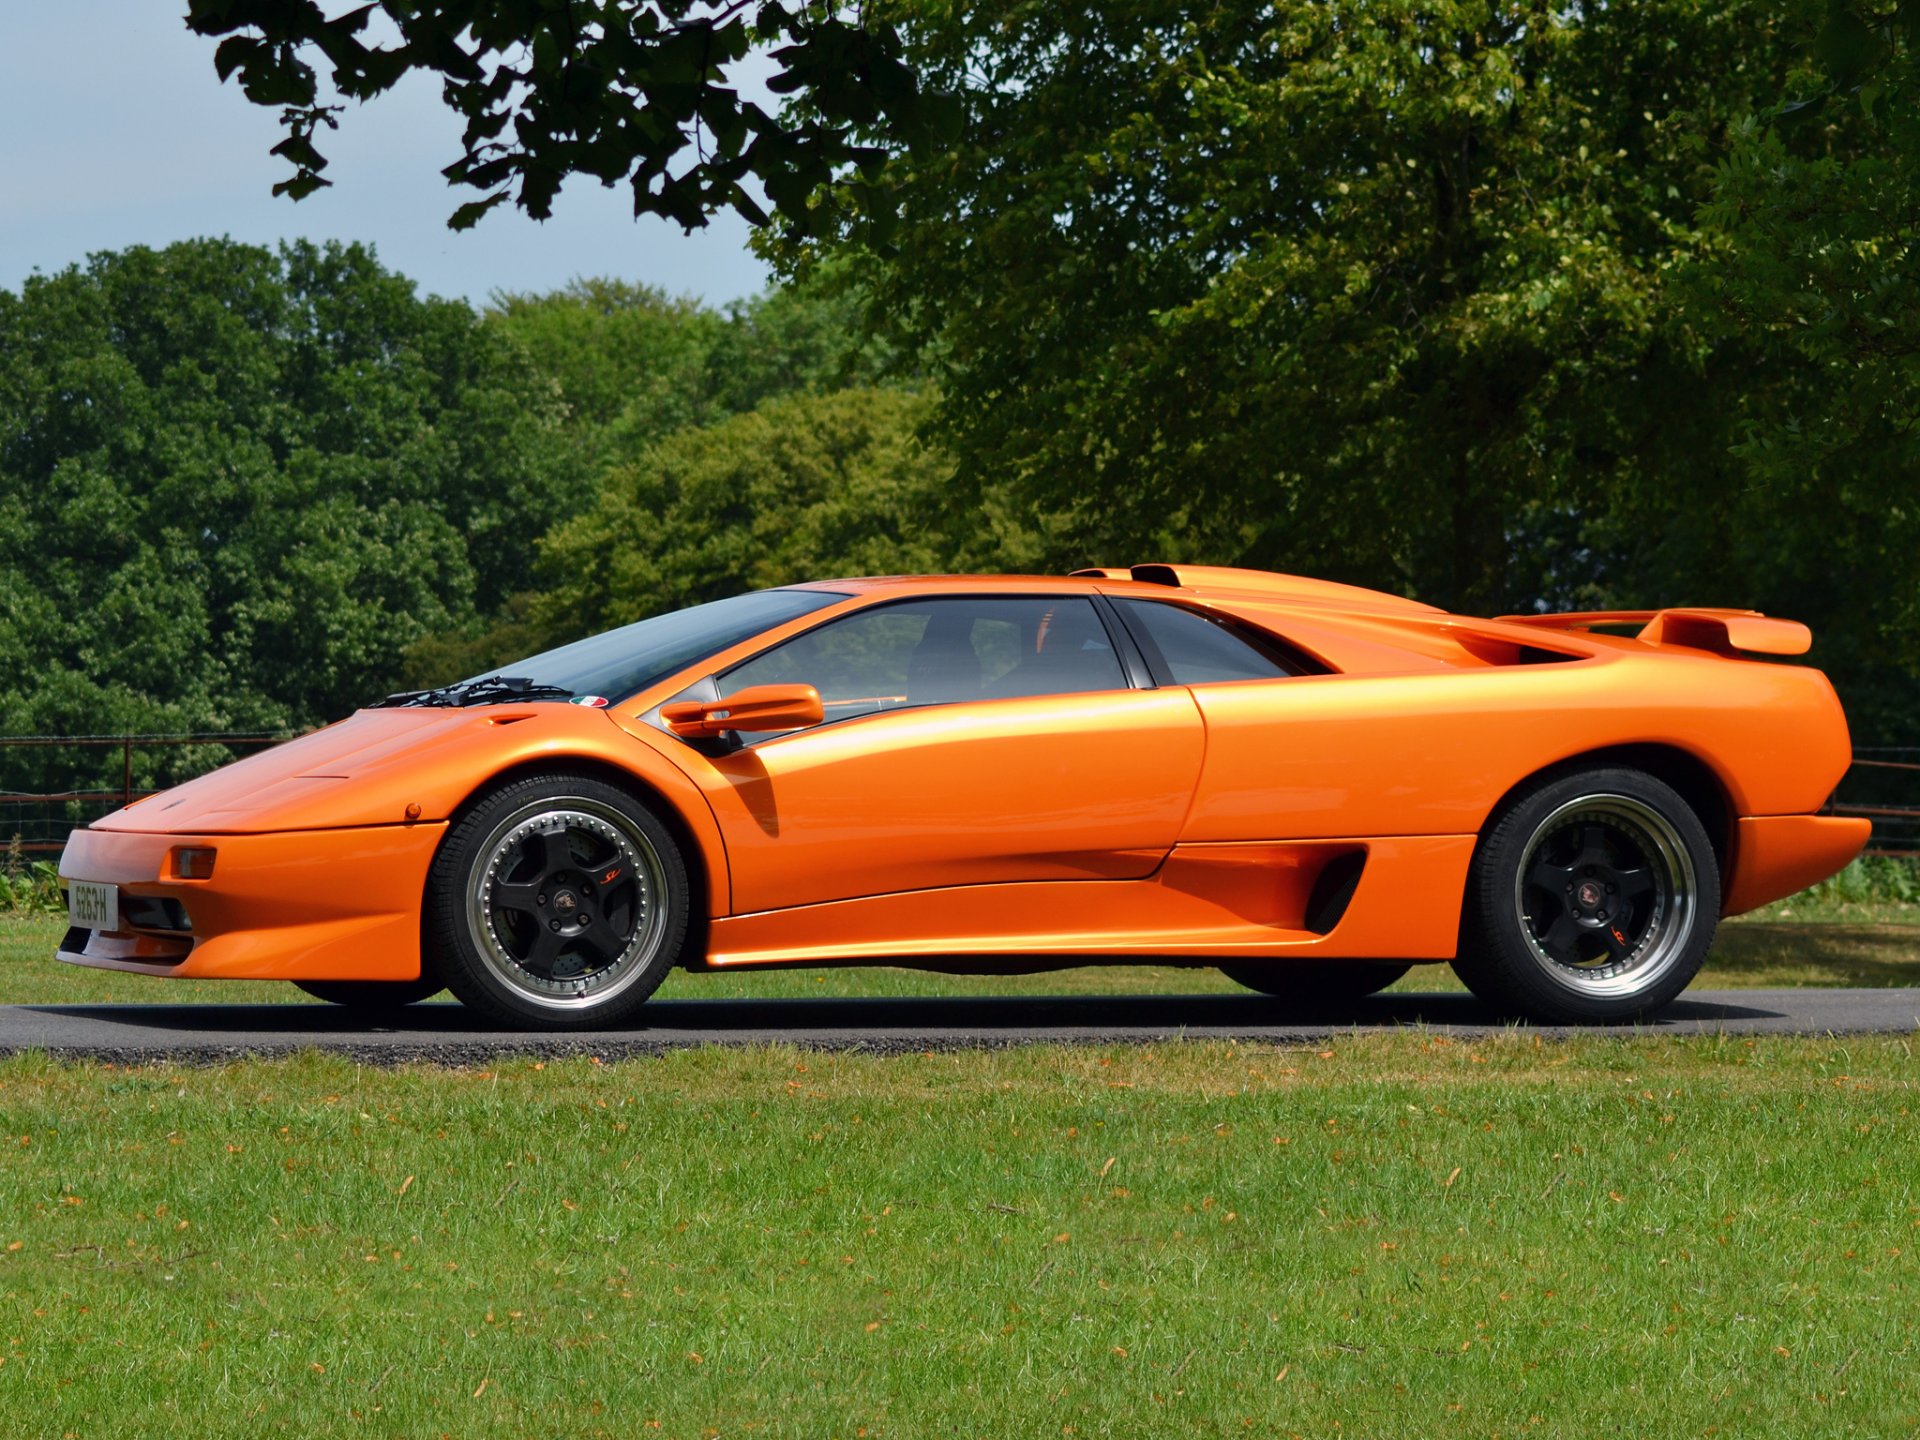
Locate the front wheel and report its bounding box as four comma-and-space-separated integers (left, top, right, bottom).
294, 977, 444, 1013
425, 773, 690, 1030
1219, 961, 1411, 1001
1453, 766, 1719, 1023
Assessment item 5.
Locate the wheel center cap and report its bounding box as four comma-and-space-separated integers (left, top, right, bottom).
553, 889, 579, 916
1576, 880, 1603, 909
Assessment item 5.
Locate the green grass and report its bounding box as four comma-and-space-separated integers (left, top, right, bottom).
1, 878, 1917, 1436
0, 1037, 1915, 1437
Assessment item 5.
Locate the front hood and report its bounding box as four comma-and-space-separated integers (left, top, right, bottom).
92, 705, 629, 835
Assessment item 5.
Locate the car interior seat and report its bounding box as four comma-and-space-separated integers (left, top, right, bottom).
988, 605, 1120, 697
905, 611, 984, 704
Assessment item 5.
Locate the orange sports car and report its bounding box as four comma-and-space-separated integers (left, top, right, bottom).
57, 565, 1868, 1029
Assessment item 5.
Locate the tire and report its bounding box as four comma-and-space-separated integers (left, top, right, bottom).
1219, 961, 1411, 1001
294, 977, 444, 1012
425, 772, 691, 1030
1453, 766, 1719, 1023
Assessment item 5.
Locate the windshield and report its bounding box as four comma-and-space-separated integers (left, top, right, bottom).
454, 589, 848, 705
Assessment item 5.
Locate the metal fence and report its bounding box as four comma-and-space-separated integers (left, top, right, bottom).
1, 733, 291, 853
1830, 747, 1920, 856
2, 730, 1916, 857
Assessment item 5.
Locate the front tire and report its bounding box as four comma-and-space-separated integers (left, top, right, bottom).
426, 772, 690, 1030
294, 977, 444, 1012
1219, 961, 1411, 1001
1453, 766, 1719, 1023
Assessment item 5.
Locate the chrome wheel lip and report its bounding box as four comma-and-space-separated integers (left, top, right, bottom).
1512, 792, 1697, 1000
465, 797, 668, 1012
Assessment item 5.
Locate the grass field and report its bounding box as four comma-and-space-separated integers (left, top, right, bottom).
0, 1037, 1915, 1437
0, 901, 1916, 1436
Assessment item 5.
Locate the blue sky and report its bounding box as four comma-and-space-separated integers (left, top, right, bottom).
0, 2, 772, 308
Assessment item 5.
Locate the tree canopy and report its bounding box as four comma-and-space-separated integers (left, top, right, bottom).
772, 0, 1800, 613
6, 0, 1917, 792
535, 384, 960, 628
1681, 0, 1920, 742
0, 241, 960, 790
0, 238, 569, 780
183, 0, 957, 233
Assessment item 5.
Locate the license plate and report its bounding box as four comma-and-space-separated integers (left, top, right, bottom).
67, 881, 119, 932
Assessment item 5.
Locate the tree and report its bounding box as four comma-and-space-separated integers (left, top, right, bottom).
480, 267, 897, 476
182, 0, 957, 234
771, 1, 1804, 617
0, 238, 568, 787
1674, 0, 1920, 741
534, 385, 970, 627
404, 384, 1036, 682
485, 278, 725, 478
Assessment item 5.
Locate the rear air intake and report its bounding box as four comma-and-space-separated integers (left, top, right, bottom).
1305, 851, 1367, 935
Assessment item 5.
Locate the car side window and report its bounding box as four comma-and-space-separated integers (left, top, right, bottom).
722, 597, 1128, 727
1117, 599, 1303, 684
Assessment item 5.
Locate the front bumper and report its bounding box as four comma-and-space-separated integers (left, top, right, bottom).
56, 822, 447, 981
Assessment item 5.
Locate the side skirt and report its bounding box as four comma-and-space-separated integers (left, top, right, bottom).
701, 836, 1475, 968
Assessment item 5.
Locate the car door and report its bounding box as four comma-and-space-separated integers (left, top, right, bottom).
668, 594, 1206, 915
1106, 595, 1337, 841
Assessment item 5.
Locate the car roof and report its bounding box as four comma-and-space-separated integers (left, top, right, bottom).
788, 574, 1106, 596
789, 566, 1441, 617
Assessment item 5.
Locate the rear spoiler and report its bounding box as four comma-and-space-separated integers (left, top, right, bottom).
1496, 608, 1812, 657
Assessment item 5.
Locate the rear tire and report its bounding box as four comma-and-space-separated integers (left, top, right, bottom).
294, 977, 444, 1012
1219, 961, 1411, 1001
1453, 766, 1719, 1023
425, 772, 690, 1030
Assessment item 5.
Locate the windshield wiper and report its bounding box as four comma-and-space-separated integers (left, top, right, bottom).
371, 675, 576, 708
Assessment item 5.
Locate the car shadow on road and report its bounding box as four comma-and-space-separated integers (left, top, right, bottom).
21, 990, 1792, 1036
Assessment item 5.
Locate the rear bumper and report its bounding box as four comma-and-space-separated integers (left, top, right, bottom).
1722, 814, 1872, 916
56, 822, 446, 981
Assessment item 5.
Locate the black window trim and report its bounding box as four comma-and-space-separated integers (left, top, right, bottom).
1087, 593, 1157, 690
700, 590, 1155, 744
1109, 596, 1324, 687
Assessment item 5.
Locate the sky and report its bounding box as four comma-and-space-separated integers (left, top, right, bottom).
0, 1, 773, 309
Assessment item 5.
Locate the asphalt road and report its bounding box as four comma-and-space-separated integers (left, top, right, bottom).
0, 988, 1914, 1065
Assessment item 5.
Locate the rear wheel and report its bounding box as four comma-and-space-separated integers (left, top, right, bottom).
426, 773, 690, 1030
1219, 961, 1411, 1001
294, 977, 444, 1013
1453, 766, 1719, 1023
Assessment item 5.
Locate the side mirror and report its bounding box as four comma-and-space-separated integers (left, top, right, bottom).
660, 683, 825, 739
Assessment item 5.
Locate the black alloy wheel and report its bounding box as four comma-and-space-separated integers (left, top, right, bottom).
426, 772, 690, 1029
1454, 766, 1719, 1023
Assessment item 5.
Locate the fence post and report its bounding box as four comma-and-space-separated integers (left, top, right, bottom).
122, 736, 132, 808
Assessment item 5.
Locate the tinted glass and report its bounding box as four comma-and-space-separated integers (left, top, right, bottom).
724, 596, 1127, 726
488, 589, 845, 703
1120, 600, 1297, 684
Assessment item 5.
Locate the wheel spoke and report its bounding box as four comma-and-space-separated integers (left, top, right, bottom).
1525, 852, 1576, 895
519, 926, 564, 975
1540, 908, 1584, 959
1614, 866, 1656, 903
520, 828, 569, 879
581, 859, 629, 902
575, 923, 626, 967
491, 879, 542, 916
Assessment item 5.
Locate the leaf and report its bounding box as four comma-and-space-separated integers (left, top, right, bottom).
447, 193, 509, 231
213, 35, 260, 83
271, 173, 331, 201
